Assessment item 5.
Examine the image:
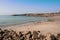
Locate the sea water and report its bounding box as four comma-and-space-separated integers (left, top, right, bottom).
0, 15, 50, 27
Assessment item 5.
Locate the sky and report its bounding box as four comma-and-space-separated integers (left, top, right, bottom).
0, 0, 60, 15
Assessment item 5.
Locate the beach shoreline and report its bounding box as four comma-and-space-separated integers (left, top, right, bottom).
0, 16, 60, 35
1, 20, 59, 35
0, 16, 60, 40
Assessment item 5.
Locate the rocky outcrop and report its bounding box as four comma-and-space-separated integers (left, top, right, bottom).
0, 28, 60, 40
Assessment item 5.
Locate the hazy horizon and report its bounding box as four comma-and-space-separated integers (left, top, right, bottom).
0, 0, 60, 15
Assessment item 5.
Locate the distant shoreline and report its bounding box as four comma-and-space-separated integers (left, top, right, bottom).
12, 12, 60, 17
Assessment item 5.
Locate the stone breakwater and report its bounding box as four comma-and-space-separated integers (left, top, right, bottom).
0, 28, 60, 40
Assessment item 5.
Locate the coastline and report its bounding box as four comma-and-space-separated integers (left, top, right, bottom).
0, 16, 60, 35
0, 21, 60, 40
0, 16, 60, 40
2, 20, 60, 35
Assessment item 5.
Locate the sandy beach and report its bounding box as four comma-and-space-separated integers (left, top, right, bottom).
3, 16, 60, 35
0, 16, 60, 40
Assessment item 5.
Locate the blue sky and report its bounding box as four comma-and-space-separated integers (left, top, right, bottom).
0, 0, 60, 15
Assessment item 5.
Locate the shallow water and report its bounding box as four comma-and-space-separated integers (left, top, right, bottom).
0, 15, 50, 27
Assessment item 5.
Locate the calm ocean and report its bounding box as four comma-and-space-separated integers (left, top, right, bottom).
0, 15, 50, 27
